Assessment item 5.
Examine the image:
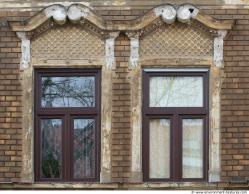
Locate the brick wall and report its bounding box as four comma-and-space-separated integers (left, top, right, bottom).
0, 13, 22, 182
112, 34, 131, 182
220, 9, 249, 181
0, 4, 249, 184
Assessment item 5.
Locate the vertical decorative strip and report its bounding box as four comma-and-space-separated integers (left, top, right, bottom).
16, 32, 31, 70
105, 32, 120, 69
209, 30, 227, 182
126, 32, 140, 68
214, 30, 227, 67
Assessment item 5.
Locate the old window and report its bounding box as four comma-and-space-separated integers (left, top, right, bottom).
34, 69, 101, 182
142, 70, 209, 182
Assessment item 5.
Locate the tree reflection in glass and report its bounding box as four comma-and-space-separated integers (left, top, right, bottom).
73, 119, 95, 179
41, 76, 95, 108
150, 77, 203, 107
41, 119, 62, 179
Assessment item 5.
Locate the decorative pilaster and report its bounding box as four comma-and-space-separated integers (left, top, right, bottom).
16, 32, 31, 70
209, 30, 227, 182
214, 30, 227, 67
126, 32, 140, 68
105, 32, 120, 69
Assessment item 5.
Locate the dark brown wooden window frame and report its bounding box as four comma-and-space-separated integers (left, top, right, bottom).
142, 70, 209, 182
34, 68, 101, 182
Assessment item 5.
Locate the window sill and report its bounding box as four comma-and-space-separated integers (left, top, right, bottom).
0, 182, 248, 190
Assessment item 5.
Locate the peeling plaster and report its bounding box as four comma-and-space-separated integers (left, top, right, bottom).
154, 4, 199, 24
129, 38, 139, 68
67, 4, 89, 22
105, 32, 120, 69
154, 5, 176, 24
44, 4, 67, 25
214, 30, 227, 68
130, 66, 142, 182
176, 4, 199, 23
126, 32, 140, 68
209, 66, 223, 182
16, 32, 30, 70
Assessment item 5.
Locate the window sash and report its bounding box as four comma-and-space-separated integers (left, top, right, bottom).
142, 70, 209, 182
34, 69, 101, 182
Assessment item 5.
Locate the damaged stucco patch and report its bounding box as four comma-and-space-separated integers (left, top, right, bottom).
214, 30, 227, 68
129, 66, 142, 182
100, 65, 113, 182
209, 65, 224, 182
16, 32, 30, 70
20, 66, 34, 182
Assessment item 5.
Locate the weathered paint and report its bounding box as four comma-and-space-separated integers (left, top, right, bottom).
16, 32, 30, 70
214, 30, 227, 68
209, 65, 224, 182
21, 31, 113, 183
20, 66, 34, 182
105, 32, 120, 69
129, 65, 142, 182
154, 5, 176, 24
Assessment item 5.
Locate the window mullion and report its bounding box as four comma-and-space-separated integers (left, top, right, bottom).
172, 114, 180, 181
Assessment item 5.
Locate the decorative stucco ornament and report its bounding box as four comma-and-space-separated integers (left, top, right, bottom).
126, 32, 140, 68
44, 4, 67, 25
154, 5, 176, 24
16, 32, 30, 70
176, 4, 199, 23
67, 4, 89, 23
130, 37, 139, 68
214, 30, 227, 67
105, 32, 120, 69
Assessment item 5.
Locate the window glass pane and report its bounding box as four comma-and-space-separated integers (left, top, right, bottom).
73, 119, 95, 179
149, 76, 203, 107
149, 119, 170, 179
182, 119, 203, 178
41, 119, 62, 179
41, 76, 95, 108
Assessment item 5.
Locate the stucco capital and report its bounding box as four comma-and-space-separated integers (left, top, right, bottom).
105, 32, 120, 69
126, 32, 140, 68
214, 30, 227, 68
16, 32, 30, 70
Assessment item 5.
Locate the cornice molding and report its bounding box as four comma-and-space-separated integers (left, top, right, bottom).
9, 3, 235, 33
